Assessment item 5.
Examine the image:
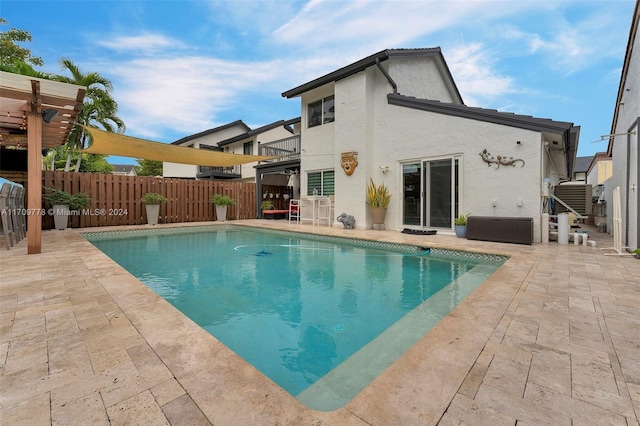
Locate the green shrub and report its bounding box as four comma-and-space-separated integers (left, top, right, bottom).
454, 213, 471, 226
43, 188, 91, 210
141, 192, 168, 204
210, 194, 235, 206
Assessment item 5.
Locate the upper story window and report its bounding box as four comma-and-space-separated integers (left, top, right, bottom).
308, 95, 334, 128
243, 141, 253, 155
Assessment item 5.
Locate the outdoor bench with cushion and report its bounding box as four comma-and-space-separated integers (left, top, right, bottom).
263, 209, 289, 220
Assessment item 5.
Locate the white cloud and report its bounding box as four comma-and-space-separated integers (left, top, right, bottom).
497, 7, 628, 76
107, 55, 291, 139
445, 43, 515, 107
96, 33, 185, 53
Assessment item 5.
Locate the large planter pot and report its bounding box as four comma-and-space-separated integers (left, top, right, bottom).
145, 204, 160, 226
52, 204, 69, 230
454, 224, 467, 238
370, 207, 387, 226
215, 205, 228, 222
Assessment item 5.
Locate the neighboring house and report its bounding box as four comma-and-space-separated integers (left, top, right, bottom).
586, 152, 612, 187
606, 0, 639, 251
572, 156, 592, 181
111, 164, 137, 176
217, 118, 300, 182
275, 47, 579, 242
163, 119, 298, 181
163, 120, 251, 179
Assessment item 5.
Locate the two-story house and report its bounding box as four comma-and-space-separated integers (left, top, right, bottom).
279, 47, 580, 241
163, 119, 298, 181
163, 120, 251, 179
218, 118, 300, 182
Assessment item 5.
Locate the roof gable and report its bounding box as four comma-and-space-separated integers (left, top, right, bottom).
112, 164, 136, 173
281, 48, 462, 102
218, 119, 294, 147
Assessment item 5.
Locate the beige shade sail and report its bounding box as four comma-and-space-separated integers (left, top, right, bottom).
79, 125, 275, 166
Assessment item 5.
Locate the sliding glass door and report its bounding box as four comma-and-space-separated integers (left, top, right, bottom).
402, 157, 459, 228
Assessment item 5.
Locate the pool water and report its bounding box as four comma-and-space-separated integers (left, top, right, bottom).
85, 226, 505, 411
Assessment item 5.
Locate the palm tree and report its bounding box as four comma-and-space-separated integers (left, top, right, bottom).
0, 61, 52, 78
54, 58, 125, 171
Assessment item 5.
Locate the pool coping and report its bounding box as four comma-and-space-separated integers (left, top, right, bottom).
72, 221, 532, 423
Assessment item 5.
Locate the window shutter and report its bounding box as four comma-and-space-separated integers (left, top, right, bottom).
308, 172, 321, 195
322, 170, 335, 195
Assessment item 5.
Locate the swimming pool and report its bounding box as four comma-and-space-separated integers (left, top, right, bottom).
84, 225, 506, 411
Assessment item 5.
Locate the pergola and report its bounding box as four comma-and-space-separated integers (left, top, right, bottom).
0, 71, 86, 254
1, 71, 277, 254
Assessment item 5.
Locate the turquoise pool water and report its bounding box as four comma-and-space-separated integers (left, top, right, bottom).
84, 226, 506, 411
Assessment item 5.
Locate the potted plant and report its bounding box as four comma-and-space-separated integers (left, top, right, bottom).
633, 248, 640, 259
366, 178, 391, 227
43, 188, 91, 230
211, 194, 235, 222
141, 192, 167, 226
454, 213, 471, 238
261, 200, 274, 218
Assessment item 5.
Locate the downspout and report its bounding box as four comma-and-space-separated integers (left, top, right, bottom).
376, 58, 397, 94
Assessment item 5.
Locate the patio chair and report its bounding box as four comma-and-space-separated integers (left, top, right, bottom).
0, 183, 16, 249
15, 186, 26, 240
9, 185, 25, 242
288, 199, 301, 223
289, 199, 315, 225
317, 195, 334, 226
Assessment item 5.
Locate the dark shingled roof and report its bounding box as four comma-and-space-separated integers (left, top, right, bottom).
387, 93, 581, 176
573, 156, 593, 173
171, 120, 251, 145
218, 119, 296, 147
112, 164, 136, 173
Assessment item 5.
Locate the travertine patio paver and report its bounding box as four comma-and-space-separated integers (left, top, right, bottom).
0, 220, 638, 425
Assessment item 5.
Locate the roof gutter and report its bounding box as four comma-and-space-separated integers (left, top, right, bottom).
376, 58, 397, 94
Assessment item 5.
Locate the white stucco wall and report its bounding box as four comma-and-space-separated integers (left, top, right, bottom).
163, 162, 197, 178
608, 19, 639, 250
387, 57, 458, 102
374, 103, 545, 241
331, 69, 377, 227
299, 85, 337, 199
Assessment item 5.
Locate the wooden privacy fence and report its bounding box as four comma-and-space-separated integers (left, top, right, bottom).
41, 171, 274, 229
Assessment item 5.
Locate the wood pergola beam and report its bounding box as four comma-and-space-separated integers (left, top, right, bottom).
27, 80, 43, 254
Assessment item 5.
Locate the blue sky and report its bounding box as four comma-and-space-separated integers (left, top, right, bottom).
3, 0, 635, 165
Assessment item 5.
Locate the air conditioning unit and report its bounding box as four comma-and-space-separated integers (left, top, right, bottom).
554, 184, 592, 215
